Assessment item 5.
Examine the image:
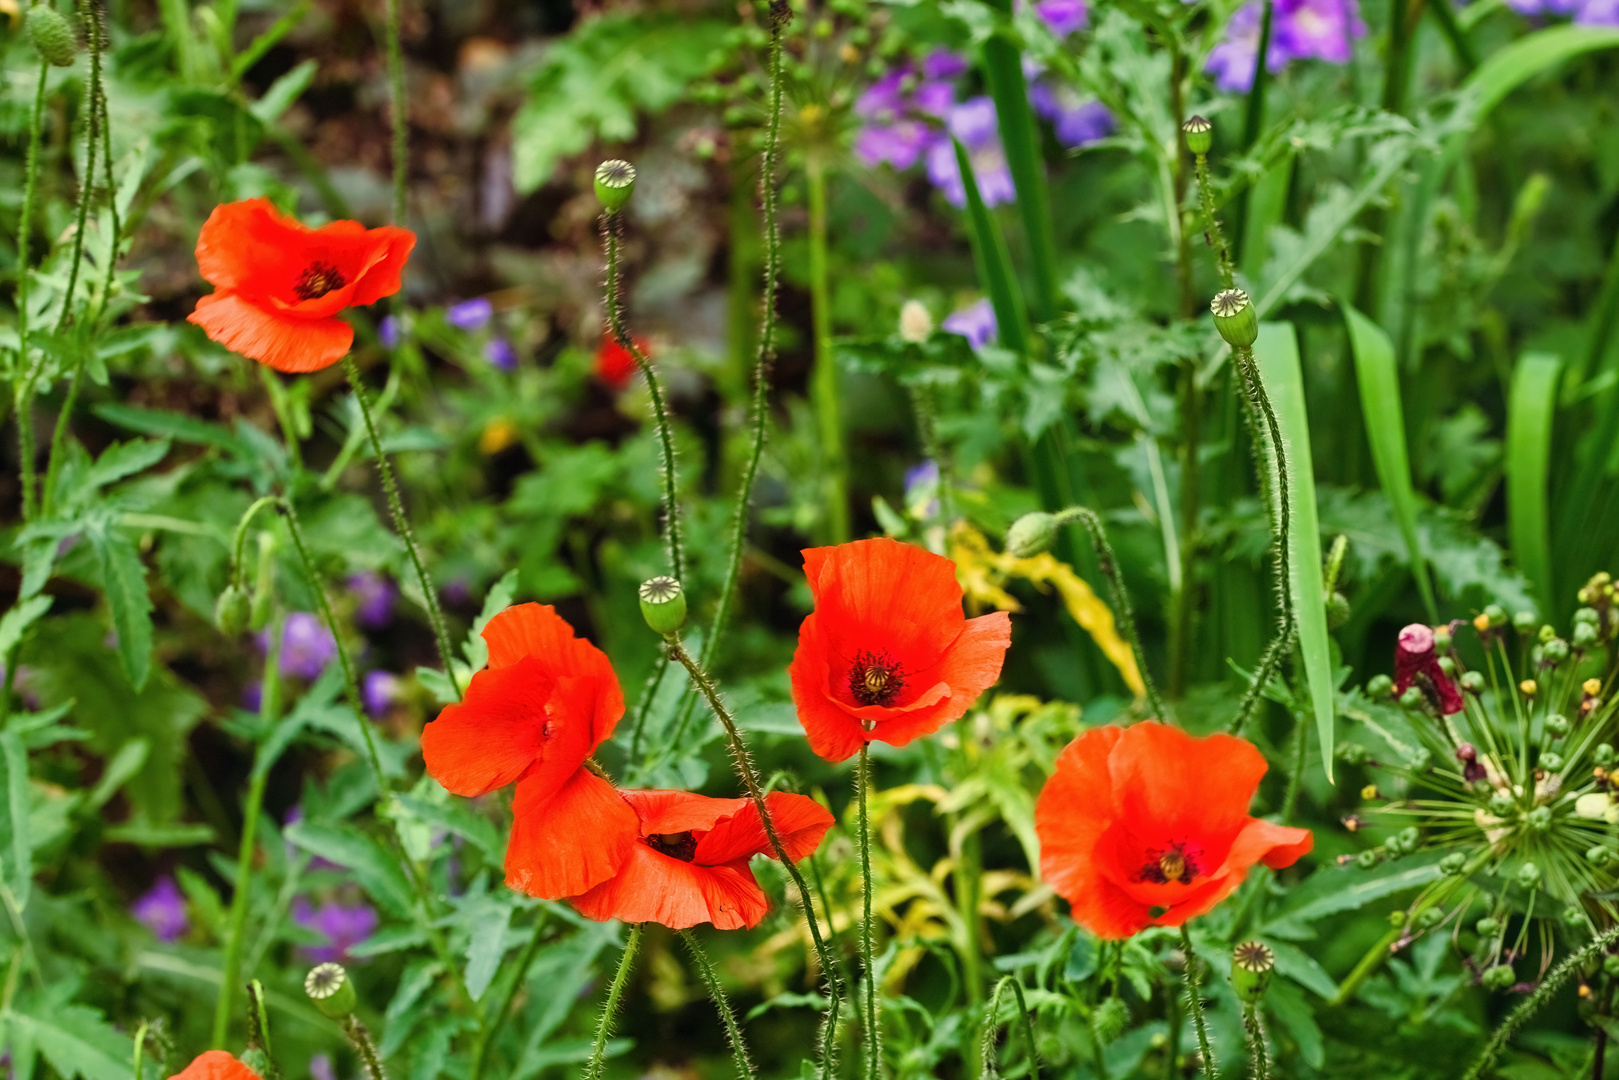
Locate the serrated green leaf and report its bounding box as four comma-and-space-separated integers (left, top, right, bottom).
86, 519, 154, 692
1505, 352, 1562, 615
284, 820, 414, 918
92, 403, 247, 453
463, 902, 512, 1003
249, 58, 316, 123
0, 731, 32, 910
393, 793, 503, 865
9, 1002, 131, 1080
0, 596, 53, 659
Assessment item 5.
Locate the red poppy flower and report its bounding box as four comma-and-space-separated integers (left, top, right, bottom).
422, 603, 637, 898
788, 537, 1012, 762
569, 789, 833, 930
1035, 722, 1312, 939
1393, 623, 1464, 714
169, 1052, 259, 1080
595, 331, 645, 390
188, 199, 414, 373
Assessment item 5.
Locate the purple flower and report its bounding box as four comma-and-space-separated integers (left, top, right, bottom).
446, 297, 494, 331
132, 876, 188, 942
242, 680, 263, 712
1031, 0, 1090, 35
258, 613, 337, 681
292, 897, 378, 963
921, 49, 968, 81
1028, 81, 1114, 148
379, 315, 401, 349
925, 98, 1016, 208
905, 460, 941, 519
855, 120, 937, 171
1577, 0, 1619, 21
942, 299, 998, 351
363, 671, 401, 718
1275, 0, 1366, 63
348, 570, 397, 630
1206, 3, 1287, 92
484, 338, 518, 371
310, 1055, 337, 1080
1507, 0, 1577, 14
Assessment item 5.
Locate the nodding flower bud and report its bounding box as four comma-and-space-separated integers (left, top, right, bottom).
26, 5, 78, 67
215, 585, 250, 637
1006, 512, 1058, 558
1231, 940, 1274, 1003
594, 160, 636, 213
1210, 288, 1258, 349
304, 962, 356, 1019
1182, 115, 1213, 156
638, 576, 687, 635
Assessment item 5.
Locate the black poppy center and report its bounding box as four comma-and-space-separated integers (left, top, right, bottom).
295, 261, 347, 301
1134, 842, 1199, 885
848, 650, 906, 707
645, 831, 697, 862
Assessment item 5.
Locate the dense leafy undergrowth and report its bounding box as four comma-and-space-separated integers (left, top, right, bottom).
3, 0, 1619, 1077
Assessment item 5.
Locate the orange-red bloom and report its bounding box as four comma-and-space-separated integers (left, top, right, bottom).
188, 199, 414, 373
569, 789, 833, 930
595, 331, 645, 390
421, 603, 636, 899
788, 537, 1012, 762
169, 1052, 259, 1080
1035, 722, 1312, 939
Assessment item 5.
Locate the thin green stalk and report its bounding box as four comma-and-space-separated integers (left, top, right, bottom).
961, 827, 987, 1078
340, 1015, 386, 1080
806, 156, 848, 544
1163, 973, 1182, 1080
859, 744, 881, 1080
602, 215, 685, 582
1426, 0, 1477, 70
1180, 925, 1219, 1079
1170, 354, 1201, 699
1281, 708, 1307, 825
470, 908, 550, 1080
383, 0, 408, 226
586, 924, 645, 1080
212, 613, 283, 1048
1242, 1003, 1269, 1080
56, 0, 105, 337
40, 353, 84, 518
707, 10, 787, 665
680, 929, 758, 1080
91, 72, 121, 325
982, 976, 1041, 1080
342, 357, 461, 699
245, 979, 280, 1080
664, 636, 843, 1080
1233, 0, 1275, 260
1193, 153, 1236, 292
260, 366, 303, 473
14, 60, 51, 522
1463, 926, 1619, 1080
132, 1020, 150, 1080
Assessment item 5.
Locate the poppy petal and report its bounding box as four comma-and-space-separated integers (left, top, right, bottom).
694, 791, 834, 865
854, 611, 1012, 747
478, 603, 625, 747
788, 618, 871, 763
1231, 816, 1314, 871
505, 768, 637, 899
422, 657, 562, 797
569, 842, 770, 930
621, 788, 749, 837
189, 291, 353, 373
169, 1051, 261, 1080
805, 537, 969, 660
347, 225, 416, 306
1108, 723, 1268, 861
1037, 726, 1126, 928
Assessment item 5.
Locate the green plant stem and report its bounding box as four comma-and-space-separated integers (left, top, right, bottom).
1193, 154, 1236, 291
983, 976, 1041, 1080
40, 353, 85, 519
1170, 353, 1201, 699
1164, 975, 1182, 1080
680, 929, 758, 1080
471, 909, 549, 1080
383, 0, 408, 226
858, 744, 881, 1079
708, 11, 786, 666
1281, 708, 1307, 824
1463, 926, 1619, 1080
342, 356, 461, 699
245, 980, 280, 1080
806, 156, 848, 544
961, 826, 987, 1078
586, 924, 644, 1080
132, 1020, 150, 1080
664, 635, 843, 1080
56, 0, 104, 338
92, 74, 120, 324
340, 1015, 386, 1080
1234, 0, 1275, 263
1426, 0, 1477, 70
14, 60, 51, 523
602, 215, 685, 582
1242, 1003, 1269, 1080
1181, 925, 1219, 1079
212, 613, 283, 1049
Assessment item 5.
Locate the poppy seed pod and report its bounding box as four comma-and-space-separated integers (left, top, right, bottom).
215, 585, 250, 637
1231, 940, 1274, 1003
26, 5, 78, 67
1211, 288, 1258, 349
595, 160, 636, 213
304, 962, 356, 1019
1006, 512, 1058, 558
639, 576, 687, 636
1182, 115, 1213, 156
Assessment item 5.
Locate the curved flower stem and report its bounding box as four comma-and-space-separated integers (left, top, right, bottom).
707, 8, 787, 666
664, 635, 843, 1080
858, 744, 881, 1079
602, 214, 684, 583
213, 613, 283, 1049
586, 923, 645, 1080
1180, 925, 1219, 1079
132, 1020, 151, 1080
341, 356, 461, 699
1192, 153, 1235, 292
55, 0, 105, 339
679, 929, 758, 1080
15, 60, 51, 522
1463, 926, 1619, 1080
1242, 1003, 1269, 1080
340, 1015, 386, 1080
982, 976, 1040, 1080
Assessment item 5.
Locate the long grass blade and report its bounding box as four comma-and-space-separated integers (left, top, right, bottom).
1505, 352, 1563, 616
1343, 304, 1438, 620
955, 137, 1029, 355
1254, 322, 1334, 781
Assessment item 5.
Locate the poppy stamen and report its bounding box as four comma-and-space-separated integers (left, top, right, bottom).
849, 650, 906, 707
294, 261, 347, 301
645, 831, 698, 862
1134, 842, 1199, 885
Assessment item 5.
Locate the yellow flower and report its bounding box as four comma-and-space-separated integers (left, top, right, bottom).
479, 417, 518, 455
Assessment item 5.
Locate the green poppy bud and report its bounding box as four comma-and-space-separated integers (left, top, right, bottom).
1483, 964, 1517, 990
1476, 917, 1501, 936
1006, 512, 1058, 558
304, 962, 356, 1019
1210, 288, 1258, 349
215, 585, 250, 636
1367, 674, 1394, 700
1460, 670, 1485, 694
1230, 941, 1274, 1003
1517, 861, 1542, 889
1439, 851, 1467, 875
1546, 713, 1570, 737
639, 576, 687, 636
594, 159, 636, 213
1182, 115, 1213, 156
27, 5, 78, 67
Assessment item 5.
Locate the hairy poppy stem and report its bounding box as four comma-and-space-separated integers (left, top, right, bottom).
679, 929, 759, 1080
1463, 926, 1619, 1080
664, 635, 844, 1080
382, 0, 407, 228
858, 744, 882, 1079
14, 59, 51, 522
601, 214, 685, 584
341, 1014, 387, 1080
708, 7, 787, 667
1192, 151, 1236, 292
586, 923, 644, 1080
1180, 925, 1219, 1079
982, 976, 1041, 1080
54, 0, 105, 339
1242, 1003, 1269, 1080
341, 356, 462, 700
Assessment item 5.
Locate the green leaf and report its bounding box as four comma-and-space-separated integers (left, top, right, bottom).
393, 792, 503, 865
1267, 858, 1443, 928
1458, 25, 1619, 122
380, 958, 444, 1059
0, 731, 32, 910
954, 137, 1028, 355
248, 59, 316, 123
92, 403, 248, 453
463, 901, 513, 1003
1343, 304, 1438, 619
463, 568, 520, 672
1505, 352, 1562, 615
86, 738, 149, 811
1254, 322, 1335, 781
9, 1001, 131, 1080
85, 519, 154, 692
0, 596, 53, 660
284, 820, 415, 918
82, 439, 171, 496
980, 26, 1059, 320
